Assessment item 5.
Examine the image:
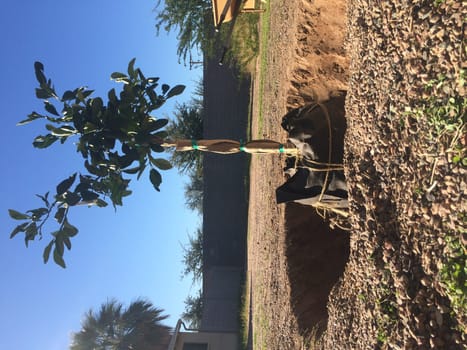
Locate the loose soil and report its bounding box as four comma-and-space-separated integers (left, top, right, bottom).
248, 0, 350, 348
247, 0, 465, 349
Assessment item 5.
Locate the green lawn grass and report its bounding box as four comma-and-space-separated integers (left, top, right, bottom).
256, 1, 271, 137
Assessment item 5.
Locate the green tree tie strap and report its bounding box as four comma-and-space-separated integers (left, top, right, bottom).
191, 140, 199, 150
279, 144, 285, 153
239, 140, 246, 152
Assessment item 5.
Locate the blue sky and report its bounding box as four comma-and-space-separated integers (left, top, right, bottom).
0, 1, 202, 349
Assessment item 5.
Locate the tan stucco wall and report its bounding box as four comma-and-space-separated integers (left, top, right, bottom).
174, 331, 238, 350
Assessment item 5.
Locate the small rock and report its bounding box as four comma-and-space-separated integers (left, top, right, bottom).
434, 310, 443, 326
420, 277, 431, 287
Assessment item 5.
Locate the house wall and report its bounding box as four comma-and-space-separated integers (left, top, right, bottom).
201, 58, 250, 333
201, 266, 242, 332
174, 331, 238, 350
202, 153, 248, 268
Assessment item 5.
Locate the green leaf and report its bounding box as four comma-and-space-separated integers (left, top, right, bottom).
55, 235, 64, 256
34, 61, 44, 72
127, 58, 136, 78
137, 69, 147, 81
64, 192, 81, 206
85, 161, 108, 177
111, 72, 128, 82
147, 77, 159, 83
46, 124, 75, 136
34, 61, 46, 84
147, 89, 158, 105
75, 181, 91, 194
123, 166, 141, 174
17, 118, 36, 126
24, 223, 38, 244
35, 71, 46, 85
61, 90, 76, 101
150, 158, 172, 170
136, 162, 147, 180
53, 246, 66, 268
35, 88, 54, 99
108, 88, 118, 104
63, 236, 72, 250
33, 134, 58, 148
96, 199, 108, 208
149, 118, 168, 132
63, 219, 78, 237
81, 190, 99, 201
54, 207, 66, 223
84, 89, 94, 99
8, 209, 30, 220
83, 122, 98, 133
111, 72, 127, 79
44, 101, 60, 116
118, 154, 136, 168
152, 130, 168, 139
10, 222, 28, 239
56, 173, 77, 195
17, 112, 44, 126
161, 84, 170, 94
149, 169, 162, 191
91, 97, 104, 117
121, 143, 132, 155
166, 84, 186, 99
28, 207, 49, 221
75, 88, 93, 102
43, 240, 54, 263
151, 144, 165, 153
78, 89, 94, 101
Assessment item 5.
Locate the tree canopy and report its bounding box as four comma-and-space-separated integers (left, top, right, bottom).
165, 103, 204, 173
181, 227, 203, 283
181, 228, 204, 329
8, 60, 184, 267
165, 79, 204, 174
70, 298, 171, 350
154, 0, 214, 64
182, 290, 204, 329
184, 170, 204, 213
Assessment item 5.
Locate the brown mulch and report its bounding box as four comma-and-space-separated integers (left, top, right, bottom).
248, 0, 466, 349
324, 0, 466, 349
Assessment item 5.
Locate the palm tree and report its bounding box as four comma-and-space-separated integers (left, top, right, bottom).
70, 298, 171, 350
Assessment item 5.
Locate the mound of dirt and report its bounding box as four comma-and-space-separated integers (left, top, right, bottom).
287, 0, 349, 107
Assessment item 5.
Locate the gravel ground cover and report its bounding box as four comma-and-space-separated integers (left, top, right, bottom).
324, 0, 466, 349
